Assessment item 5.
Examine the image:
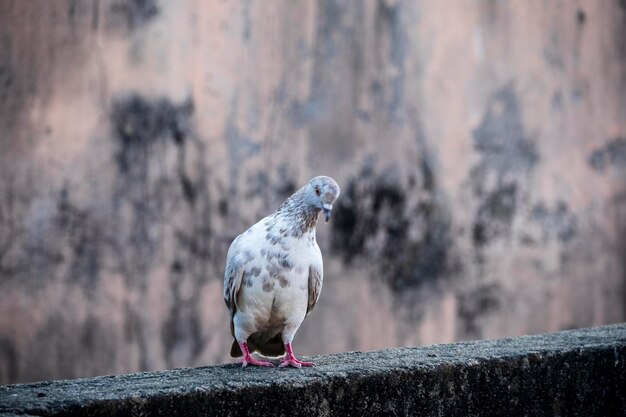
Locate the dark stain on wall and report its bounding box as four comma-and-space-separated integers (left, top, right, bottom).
288, 0, 348, 127
111, 94, 193, 172
0, 337, 18, 383
162, 263, 204, 368
457, 283, 502, 337
316, 0, 349, 62
470, 85, 538, 251
0, 90, 214, 380
225, 99, 262, 200
112, 95, 184, 287
55, 188, 105, 291
471, 85, 538, 177
0, 177, 27, 280
110, 92, 211, 368
1, 192, 54, 286
473, 184, 518, 248
614, 193, 626, 321
332, 156, 455, 294
577, 9, 586, 26
530, 201, 577, 243
2, 181, 108, 294
588, 137, 626, 172
109, 0, 159, 32
614, 2, 626, 62
274, 178, 297, 201
0, 37, 13, 101
79, 315, 99, 354
543, 35, 565, 71
33, 313, 75, 381
374, 0, 406, 120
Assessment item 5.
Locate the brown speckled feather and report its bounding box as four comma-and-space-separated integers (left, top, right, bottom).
307, 265, 323, 316
224, 264, 244, 326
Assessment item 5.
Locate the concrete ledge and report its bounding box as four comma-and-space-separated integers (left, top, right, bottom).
1, 324, 625, 416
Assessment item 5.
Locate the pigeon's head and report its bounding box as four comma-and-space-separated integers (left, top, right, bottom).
305, 176, 340, 222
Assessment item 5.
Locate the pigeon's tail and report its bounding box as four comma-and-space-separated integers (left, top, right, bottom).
252, 333, 286, 357
229, 334, 286, 358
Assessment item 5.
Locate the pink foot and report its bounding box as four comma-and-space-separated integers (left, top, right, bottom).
238, 342, 274, 368
279, 343, 315, 368
242, 357, 274, 368
279, 357, 315, 368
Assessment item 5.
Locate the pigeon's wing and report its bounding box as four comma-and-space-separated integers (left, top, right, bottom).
223, 251, 244, 322
306, 265, 323, 316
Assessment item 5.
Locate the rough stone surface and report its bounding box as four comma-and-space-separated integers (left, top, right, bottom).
1, 324, 625, 417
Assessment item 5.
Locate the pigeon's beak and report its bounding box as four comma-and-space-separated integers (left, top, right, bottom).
322, 204, 333, 222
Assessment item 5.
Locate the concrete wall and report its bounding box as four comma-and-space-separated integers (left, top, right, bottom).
1, 325, 625, 417
0, 0, 625, 383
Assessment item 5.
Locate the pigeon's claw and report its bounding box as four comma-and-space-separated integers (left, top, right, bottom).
279, 358, 300, 368
279, 343, 316, 368
279, 357, 315, 368
242, 358, 274, 368
239, 341, 274, 368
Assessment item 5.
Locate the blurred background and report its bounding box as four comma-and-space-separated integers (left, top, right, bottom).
0, 0, 625, 384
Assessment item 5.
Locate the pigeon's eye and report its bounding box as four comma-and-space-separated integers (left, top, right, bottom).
315, 186, 321, 196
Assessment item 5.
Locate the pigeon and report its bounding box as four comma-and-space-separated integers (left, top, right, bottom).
223, 176, 340, 368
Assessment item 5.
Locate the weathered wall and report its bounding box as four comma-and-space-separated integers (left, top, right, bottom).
1, 325, 625, 417
0, 0, 625, 384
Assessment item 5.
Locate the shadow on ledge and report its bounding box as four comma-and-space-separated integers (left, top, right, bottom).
1, 324, 625, 416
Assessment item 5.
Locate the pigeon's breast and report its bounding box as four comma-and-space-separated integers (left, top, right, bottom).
235, 216, 321, 329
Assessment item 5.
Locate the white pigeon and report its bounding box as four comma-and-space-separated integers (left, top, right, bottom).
224, 176, 340, 368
